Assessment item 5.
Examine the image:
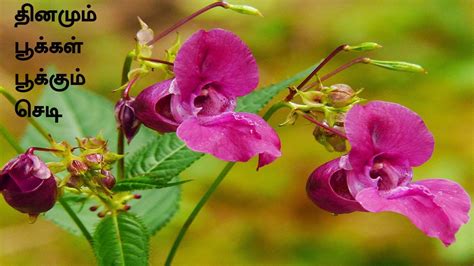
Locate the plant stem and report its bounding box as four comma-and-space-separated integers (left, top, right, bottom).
59, 197, 94, 246
262, 102, 288, 121
296, 44, 348, 90
301, 113, 347, 139
0, 124, 23, 153
117, 52, 134, 181
165, 104, 284, 265
0, 86, 50, 141
165, 161, 236, 266
147, 1, 227, 46
303, 57, 369, 90
139, 57, 174, 66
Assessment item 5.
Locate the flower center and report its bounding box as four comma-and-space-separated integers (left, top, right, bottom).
369, 156, 411, 190
193, 84, 234, 116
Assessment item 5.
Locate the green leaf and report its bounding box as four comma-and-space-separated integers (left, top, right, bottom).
125, 133, 204, 181
129, 185, 180, 234
113, 177, 191, 192
20, 86, 181, 237
236, 64, 316, 113
93, 212, 149, 266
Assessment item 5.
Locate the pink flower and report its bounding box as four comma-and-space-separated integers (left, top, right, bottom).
307, 101, 471, 246
134, 29, 281, 168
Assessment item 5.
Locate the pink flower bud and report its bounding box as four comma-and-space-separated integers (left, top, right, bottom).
0, 152, 57, 216
100, 170, 116, 190
115, 97, 141, 143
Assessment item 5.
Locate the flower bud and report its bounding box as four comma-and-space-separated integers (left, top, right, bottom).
0, 152, 57, 216
223, 2, 263, 17
67, 160, 88, 177
115, 97, 141, 143
344, 42, 382, 52
136, 17, 154, 45
313, 123, 347, 152
85, 153, 103, 170
367, 59, 426, 73
325, 84, 356, 108
100, 170, 116, 190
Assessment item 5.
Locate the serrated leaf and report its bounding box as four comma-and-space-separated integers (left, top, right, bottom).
236, 64, 317, 113
113, 177, 190, 192
129, 185, 180, 234
20, 86, 181, 237
125, 133, 204, 181
93, 212, 149, 266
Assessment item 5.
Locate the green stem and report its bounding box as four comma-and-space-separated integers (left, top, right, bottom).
59, 197, 94, 246
165, 162, 236, 266
0, 87, 50, 141
165, 104, 284, 265
262, 102, 289, 121
0, 124, 23, 153
117, 52, 134, 181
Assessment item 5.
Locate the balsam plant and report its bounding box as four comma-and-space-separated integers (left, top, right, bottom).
0, 1, 470, 265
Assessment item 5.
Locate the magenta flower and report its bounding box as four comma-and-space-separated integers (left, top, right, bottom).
307, 101, 470, 246
134, 29, 281, 168
0, 151, 57, 217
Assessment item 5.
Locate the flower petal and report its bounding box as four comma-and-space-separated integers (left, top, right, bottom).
345, 101, 434, 169
356, 180, 469, 246
176, 112, 280, 168
414, 179, 471, 239
174, 29, 259, 103
133, 79, 180, 133
307, 158, 366, 214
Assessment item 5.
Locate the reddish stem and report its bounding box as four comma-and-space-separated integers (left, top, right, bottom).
304, 57, 369, 90
302, 114, 347, 139
297, 44, 348, 90
26, 147, 62, 154
123, 75, 140, 99
140, 57, 174, 66
147, 1, 227, 46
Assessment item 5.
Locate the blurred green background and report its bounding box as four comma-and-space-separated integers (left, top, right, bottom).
0, 0, 473, 265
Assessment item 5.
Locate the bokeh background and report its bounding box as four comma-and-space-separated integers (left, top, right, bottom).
0, 0, 473, 265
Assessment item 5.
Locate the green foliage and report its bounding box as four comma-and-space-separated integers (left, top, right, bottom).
93, 212, 149, 266
125, 133, 204, 182
114, 178, 191, 192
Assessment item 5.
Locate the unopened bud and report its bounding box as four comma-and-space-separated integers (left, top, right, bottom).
98, 212, 106, 218
344, 42, 382, 52
100, 170, 116, 190
123, 205, 131, 211
0, 152, 57, 216
133, 194, 142, 199
313, 123, 347, 152
325, 84, 356, 108
223, 2, 263, 17
136, 17, 154, 45
367, 59, 426, 73
89, 206, 98, 212
115, 97, 141, 143
85, 154, 103, 169
67, 160, 88, 177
